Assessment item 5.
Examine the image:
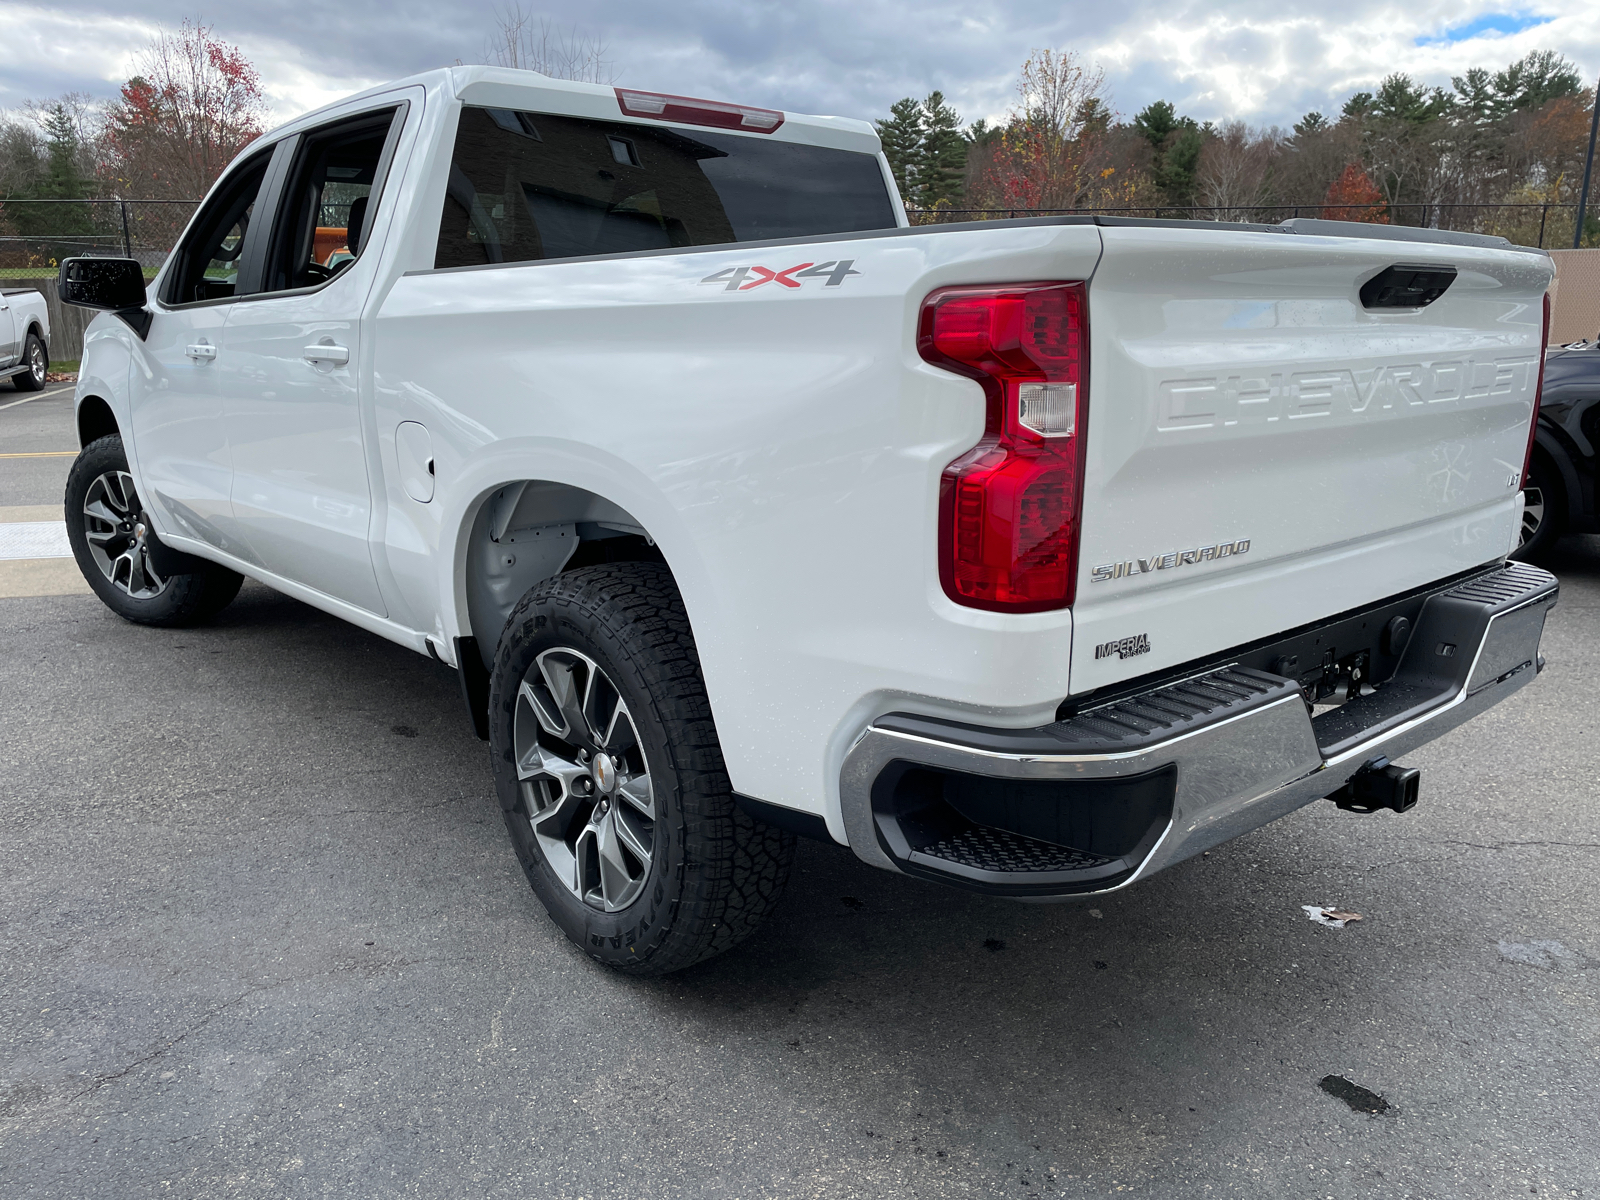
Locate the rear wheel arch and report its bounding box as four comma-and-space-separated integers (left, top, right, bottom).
77, 395, 120, 448
458, 479, 672, 669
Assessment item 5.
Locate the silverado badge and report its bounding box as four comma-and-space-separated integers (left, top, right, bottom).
1090, 539, 1251, 583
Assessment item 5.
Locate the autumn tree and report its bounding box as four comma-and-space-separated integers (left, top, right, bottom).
978, 49, 1120, 210
1321, 164, 1388, 222
100, 21, 268, 202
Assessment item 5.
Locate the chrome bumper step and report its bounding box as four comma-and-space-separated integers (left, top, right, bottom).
840, 562, 1559, 899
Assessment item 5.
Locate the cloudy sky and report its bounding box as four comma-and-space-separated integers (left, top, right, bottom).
1, 0, 1596, 134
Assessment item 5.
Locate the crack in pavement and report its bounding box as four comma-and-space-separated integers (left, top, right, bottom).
12, 956, 440, 1125
1434, 839, 1600, 852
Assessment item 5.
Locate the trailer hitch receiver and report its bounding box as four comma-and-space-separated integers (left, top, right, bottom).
1328, 756, 1420, 814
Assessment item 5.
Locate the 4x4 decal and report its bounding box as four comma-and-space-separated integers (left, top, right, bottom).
700, 260, 861, 292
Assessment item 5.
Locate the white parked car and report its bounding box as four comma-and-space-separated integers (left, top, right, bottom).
1, 285, 50, 390
61, 68, 1559, 974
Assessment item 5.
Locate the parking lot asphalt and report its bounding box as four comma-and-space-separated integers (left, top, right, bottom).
2, 387, 1597, 1199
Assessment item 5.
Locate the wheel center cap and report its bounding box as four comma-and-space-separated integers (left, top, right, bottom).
593, 753, 616, 794
134, 522, 146, 541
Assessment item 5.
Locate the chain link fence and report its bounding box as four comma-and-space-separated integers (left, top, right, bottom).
0, 198, 200, 278
906, 202, 1593, 249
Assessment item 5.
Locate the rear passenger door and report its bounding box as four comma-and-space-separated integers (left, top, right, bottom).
217, 102, 408, 613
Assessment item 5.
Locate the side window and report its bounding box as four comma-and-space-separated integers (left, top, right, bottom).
434, 106, 895, 269
260, 108, 398, 294
164, 151, 271, 306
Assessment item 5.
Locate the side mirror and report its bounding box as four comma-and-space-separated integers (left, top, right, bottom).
58, 257, 151, 338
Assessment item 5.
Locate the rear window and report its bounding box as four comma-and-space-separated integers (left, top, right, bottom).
434, 105, 896, 269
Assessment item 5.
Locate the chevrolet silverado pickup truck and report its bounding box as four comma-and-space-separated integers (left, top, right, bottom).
59, 67, 1559, 974
1, 285, 50, 390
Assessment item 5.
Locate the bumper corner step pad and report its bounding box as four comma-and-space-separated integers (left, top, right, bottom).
903, 824, 1135, 892
874, 665, 1302, 758
1444, 560, 1558, 613
914, 825, 1116, 875
1314, 560, 1558, 759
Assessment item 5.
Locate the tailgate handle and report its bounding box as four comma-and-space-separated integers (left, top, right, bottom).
1360, 264, 1457, 309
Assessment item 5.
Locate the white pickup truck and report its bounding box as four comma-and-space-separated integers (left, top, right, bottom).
60, 67, 1559, 974
1, 285, 50, 391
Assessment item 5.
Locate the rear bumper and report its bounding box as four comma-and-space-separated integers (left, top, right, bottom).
839, 562, 1558, 898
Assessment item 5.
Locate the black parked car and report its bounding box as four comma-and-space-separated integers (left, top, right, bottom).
1516, 341, 1600, 560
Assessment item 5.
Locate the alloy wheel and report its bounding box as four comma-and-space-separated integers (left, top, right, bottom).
1519, 483, 1545, 548
27, 340, 45, 386
82, 470, 168, 599
512, 648, 656, 912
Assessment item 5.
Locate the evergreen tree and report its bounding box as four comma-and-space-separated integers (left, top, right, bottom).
44, 104, 95, 237
5, 102, 96, 239
39, 105, 91, 200
875, 97, 924, 205
1494, 49, 1584, 112
1371, 73, 1449, 124
1132, 100, 1204, 206
1341, 92, 1375, 121
916, 91, 967, 209
964, 118, 1003, 148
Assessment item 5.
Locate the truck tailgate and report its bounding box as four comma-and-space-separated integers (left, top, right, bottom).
1071, 224, 1551, 694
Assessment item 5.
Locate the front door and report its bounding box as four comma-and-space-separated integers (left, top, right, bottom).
217, 107, 401, 614
127, 149, 275, 555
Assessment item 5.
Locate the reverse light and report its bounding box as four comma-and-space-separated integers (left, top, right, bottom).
918, 282, 1089, 613
1521, 291, 1551, 487
615, 88, 785, 133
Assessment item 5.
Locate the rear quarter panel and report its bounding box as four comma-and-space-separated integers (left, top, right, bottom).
373, 224, 1104, 830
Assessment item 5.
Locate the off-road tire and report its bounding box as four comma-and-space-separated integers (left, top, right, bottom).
488, 562, 796, 975
12, 331, 46, 391
65, 435, 244, 626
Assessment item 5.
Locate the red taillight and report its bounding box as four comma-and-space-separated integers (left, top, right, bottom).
1521, 291, 1551, 487
615, 88, 785, 134
918, 282, 1088, 613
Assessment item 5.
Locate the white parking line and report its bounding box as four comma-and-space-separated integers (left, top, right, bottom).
0, 383, 75, 412
0, 521, 71, 559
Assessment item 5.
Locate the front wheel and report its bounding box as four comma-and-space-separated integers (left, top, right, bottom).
11, 331, 47, 391
488, 563, 795, 975
65, 435, 244, 626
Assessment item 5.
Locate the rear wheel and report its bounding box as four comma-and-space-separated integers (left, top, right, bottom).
65, 435, 244, 626
12, 332, 46, 391
1512, 452, 1565, 563
488, 562, 795, 975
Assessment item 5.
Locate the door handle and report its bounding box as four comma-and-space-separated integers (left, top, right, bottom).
185, 343, 217, 360
304, 344, 350, 366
